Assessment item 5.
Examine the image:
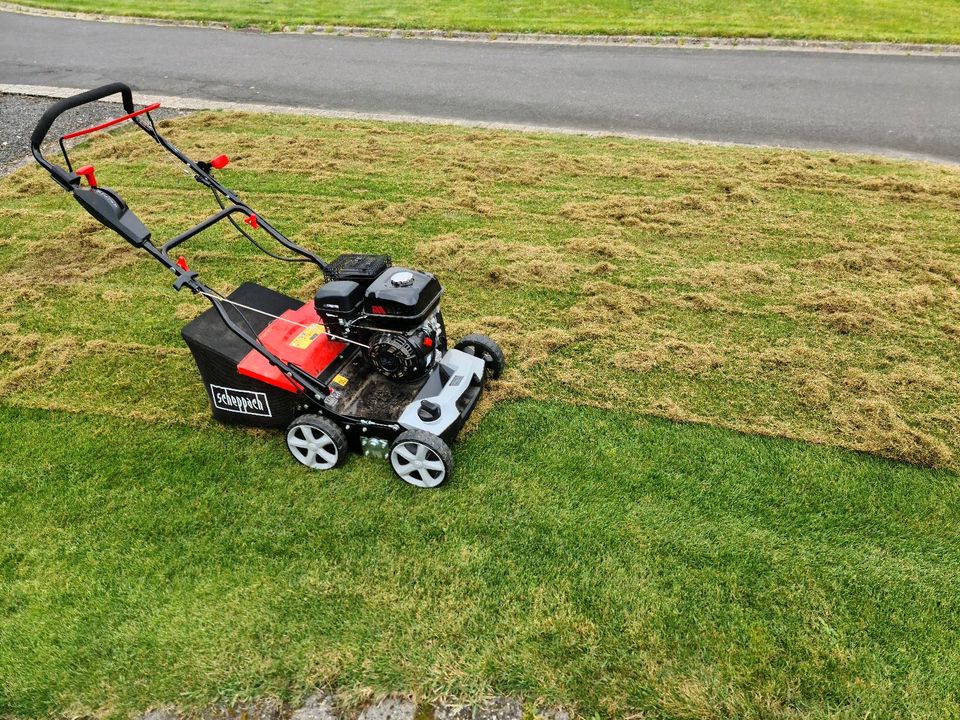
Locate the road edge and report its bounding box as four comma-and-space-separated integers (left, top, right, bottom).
3, 1, 959, 57
2, 82, 746, 143
5, 83, 955, 168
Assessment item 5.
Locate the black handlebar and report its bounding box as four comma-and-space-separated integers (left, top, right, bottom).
30, 82, 134, 154
29, 81, 337, 401
29, 81, 329, 273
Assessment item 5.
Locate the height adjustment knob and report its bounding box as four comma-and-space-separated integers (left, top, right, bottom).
75, 165, 98, 187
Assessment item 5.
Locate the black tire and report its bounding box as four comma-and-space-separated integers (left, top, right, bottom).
434, 310, 448, 353
285, 414, 348, 470
455, 333, 505, 380
389, 429, 453, 488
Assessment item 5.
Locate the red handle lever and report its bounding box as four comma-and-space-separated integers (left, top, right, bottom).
210, 155, 229, 170
75, 165, 98, 187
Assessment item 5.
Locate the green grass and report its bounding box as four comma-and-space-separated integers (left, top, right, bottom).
2, 111, 960, 717
3, 402, 960, 718
14, 0, 960, 44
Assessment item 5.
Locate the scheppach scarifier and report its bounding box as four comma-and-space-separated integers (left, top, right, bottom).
32, 83, 504, 487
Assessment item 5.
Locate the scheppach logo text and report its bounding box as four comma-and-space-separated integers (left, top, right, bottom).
210, 385, 272, 417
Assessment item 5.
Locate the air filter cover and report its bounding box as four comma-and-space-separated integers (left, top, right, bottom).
324, 253, 391, 285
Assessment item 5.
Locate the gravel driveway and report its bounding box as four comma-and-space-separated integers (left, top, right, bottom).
0, 92, 185, 175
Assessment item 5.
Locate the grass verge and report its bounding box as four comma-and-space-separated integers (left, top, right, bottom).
2, 111, 960, 717
2, 401, 960, 718
12, 0, 960, 44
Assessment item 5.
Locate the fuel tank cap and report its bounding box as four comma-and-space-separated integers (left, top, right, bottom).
389, 270, 415, 287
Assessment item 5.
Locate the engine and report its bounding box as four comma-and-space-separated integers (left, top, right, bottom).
313, 254, 446, 381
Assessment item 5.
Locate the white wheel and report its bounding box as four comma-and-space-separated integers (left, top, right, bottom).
286, 414, 348, 470
389, 430, 453, 488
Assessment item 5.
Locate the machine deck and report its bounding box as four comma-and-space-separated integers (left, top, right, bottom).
323, 349, 434, 420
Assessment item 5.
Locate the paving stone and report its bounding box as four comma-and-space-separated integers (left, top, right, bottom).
139, 709, 179, 720
136, 695, 551, 720
202, 699, 282, 720
291, 693, 339, 720
432, 702, 473, 720
534, 709, 570, 720
433, 697, 525, 720
475, 697, 523, 720
358, 697, 417, 720
433, 700, 474, 720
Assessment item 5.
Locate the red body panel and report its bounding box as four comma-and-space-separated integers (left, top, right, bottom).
237, 303, 346, 392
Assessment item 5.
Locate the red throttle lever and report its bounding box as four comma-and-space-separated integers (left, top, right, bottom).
198, 155, 229, 174
75, 165, 98, 187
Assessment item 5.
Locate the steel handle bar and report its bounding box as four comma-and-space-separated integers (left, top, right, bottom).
31, 82, 135, 154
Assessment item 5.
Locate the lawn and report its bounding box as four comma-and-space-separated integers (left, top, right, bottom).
14, 0, 960, 44
2, 111, 960, 717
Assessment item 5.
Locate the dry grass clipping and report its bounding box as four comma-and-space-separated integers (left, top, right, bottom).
417, 234, 584, 291
834, 398, 952, 468
2, 111, 959, 469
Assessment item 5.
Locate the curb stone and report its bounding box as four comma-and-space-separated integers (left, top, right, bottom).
4, 83, 956, 168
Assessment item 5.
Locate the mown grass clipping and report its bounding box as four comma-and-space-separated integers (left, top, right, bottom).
1, 111, 959, 468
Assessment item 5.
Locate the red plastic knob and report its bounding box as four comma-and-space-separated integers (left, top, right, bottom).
75, 165, 98, 187
210, 154, 229, 170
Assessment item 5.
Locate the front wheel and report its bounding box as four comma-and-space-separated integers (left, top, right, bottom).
389, 430, 453, 488
286, 414, 348, 470
455, 334, 505, 380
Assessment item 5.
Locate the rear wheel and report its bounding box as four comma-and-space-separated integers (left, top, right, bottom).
389, 430, 453, 488
286, 414, 348, 470
455, 333, 505, 380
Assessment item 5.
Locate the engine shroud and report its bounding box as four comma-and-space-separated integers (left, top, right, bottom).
313, 280, 364, 336
313, 258, 445, 381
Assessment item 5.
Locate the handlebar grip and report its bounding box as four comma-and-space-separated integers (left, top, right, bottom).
31, 82, 135, 153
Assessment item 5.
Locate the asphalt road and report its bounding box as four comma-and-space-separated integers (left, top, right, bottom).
2, 11, 959, 163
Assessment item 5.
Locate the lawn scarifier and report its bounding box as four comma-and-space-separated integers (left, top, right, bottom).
31, 83, 504, 487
